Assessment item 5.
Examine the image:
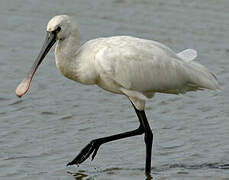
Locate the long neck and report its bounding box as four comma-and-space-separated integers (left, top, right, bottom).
56, 29, 79, 57
55, 28, 98, 85
55, 29, 80, 80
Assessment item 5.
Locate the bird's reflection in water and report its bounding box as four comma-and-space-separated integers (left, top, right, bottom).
67, 171, 93, 180
67, 170, 153, 180
146, 174, 153, 180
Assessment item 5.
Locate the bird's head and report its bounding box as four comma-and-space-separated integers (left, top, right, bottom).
16, 15, 77, 98
47, 15, 77, 41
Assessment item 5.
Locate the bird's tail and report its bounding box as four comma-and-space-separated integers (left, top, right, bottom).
177, 49, 219, 91
187, 61, 219, 90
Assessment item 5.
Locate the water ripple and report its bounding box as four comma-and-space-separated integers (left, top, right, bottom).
163, 162, 229, 170
67, 163, 229, 180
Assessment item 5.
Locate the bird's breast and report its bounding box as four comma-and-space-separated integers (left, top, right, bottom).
55, 55, 79, 82
55, 47, 99, 85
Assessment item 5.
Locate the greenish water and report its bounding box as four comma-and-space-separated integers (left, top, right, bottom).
0, 0, 229, 179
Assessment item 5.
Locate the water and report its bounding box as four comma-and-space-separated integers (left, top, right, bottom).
1, 0, 229, 179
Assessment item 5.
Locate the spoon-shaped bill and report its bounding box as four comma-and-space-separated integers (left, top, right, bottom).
16, 32, 56, 97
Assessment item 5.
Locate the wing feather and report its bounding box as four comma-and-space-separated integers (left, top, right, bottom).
95, 36, 189, 93
94, 36, 218, 99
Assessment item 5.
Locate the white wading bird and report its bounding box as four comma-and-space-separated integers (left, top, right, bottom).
16, 15, 219, 175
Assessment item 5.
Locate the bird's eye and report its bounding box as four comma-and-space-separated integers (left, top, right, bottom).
56, 26, 61, 32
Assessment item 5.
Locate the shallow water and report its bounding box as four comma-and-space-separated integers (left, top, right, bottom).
1, 0, 229, 179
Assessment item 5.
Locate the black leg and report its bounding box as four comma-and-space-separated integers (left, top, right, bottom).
67, 103, 153, 176
67, 124, 144, 166
133, 105, 153, 175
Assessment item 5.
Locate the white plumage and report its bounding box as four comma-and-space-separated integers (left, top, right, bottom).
16, 15, 219, 175
55, 31, 218, 110
16, 15, 219, 107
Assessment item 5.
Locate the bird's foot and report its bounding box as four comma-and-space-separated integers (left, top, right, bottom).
67, 140, 101, 166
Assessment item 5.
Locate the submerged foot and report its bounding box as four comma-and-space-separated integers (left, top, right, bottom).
67, 140, 101, 166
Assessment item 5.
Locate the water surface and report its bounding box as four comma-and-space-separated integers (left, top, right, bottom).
0, 0, 229, 179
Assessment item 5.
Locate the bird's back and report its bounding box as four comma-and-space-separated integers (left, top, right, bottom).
88, 36, 218, 97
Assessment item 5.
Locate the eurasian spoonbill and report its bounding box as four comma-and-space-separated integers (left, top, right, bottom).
16, 15, 219, 175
